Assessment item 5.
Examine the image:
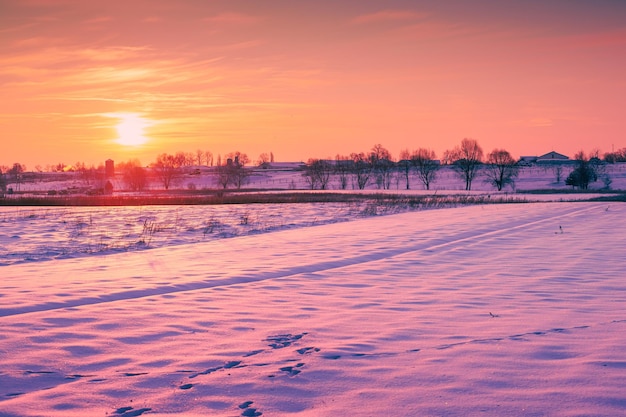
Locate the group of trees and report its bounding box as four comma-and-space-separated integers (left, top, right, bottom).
303, 139, 522, 192
0, 163, 26, 193
2, 141, 621, 193
602, 148, 626, 164
121, 151, 255, 191
565, 151, 610, 190
135, 150, 275, 190
303, 145, 442, 191
215, 152, 251, 189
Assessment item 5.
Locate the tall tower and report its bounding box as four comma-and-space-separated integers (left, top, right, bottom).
105, 159, 115, 177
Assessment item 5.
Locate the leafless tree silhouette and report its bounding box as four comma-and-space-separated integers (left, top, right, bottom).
302, 158, 333, 189
444, 138, 484, 190
370, 144, 394, 189
484, 149, 519, 191
350, 152, 372, 190
411, 148, 439, 190
152, 153, 184, 190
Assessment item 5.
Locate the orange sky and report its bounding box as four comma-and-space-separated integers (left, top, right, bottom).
2, 0, 626, 168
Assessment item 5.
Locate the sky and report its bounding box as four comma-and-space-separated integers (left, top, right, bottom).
2, 0, 626, 168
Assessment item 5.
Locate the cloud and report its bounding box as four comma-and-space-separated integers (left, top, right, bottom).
528, 118, 553, 127
76, 46, 155, 62
82, 16, 112, 25
0, 22, 39, 34
12, 36, 66, 48
202, 12, 261, 25
351, 9, 428, 25
559, 28, 626, 49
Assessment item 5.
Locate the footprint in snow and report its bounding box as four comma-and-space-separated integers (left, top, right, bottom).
266, 332, 307, 349
279, 363, 304, 376
296, 346, 320, 355
112, 406, 152, 417
239, 400, 262, 416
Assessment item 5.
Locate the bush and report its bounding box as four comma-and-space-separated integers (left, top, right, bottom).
565, 152, 604, 189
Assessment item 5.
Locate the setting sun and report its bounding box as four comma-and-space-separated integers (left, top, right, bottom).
112, 113, 151, 147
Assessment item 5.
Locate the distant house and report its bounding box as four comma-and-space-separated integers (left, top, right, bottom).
520, 151, 570, 165
537, 151, 569, 162
519, 156, 539, 164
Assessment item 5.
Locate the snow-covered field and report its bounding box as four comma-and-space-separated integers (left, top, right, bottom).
0, 203, 379, 266
9, 162, 626, 194
1, 201, 625, 416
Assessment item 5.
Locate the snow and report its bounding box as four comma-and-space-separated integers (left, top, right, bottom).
1, 201, 625, 416
0, 203, 372, 266
9, 162, 626, 194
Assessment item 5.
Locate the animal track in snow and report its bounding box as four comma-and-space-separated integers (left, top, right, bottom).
239, 400, 263, 416
112, 406, 152, 417
266, 332, 307, 349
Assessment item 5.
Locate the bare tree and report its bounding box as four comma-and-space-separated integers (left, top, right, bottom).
177, 152, 195, 169
152, 153, 184, 190
119, 159, 148, 191
0, 167, 7, 193
230, 165, 251, 189
444, 138, 484, 190
603, 148, 626, 163
74, 161, 103, 187
196, 149, 205, 166
484, 149, 519, 191
350, 152, 372, 190
257, 153, 271, 168
8, 163, 26, 191
397, 149, 412, 190
125, 166, 147, 191
302, 158, 333, 190
226, 152, 251, 189
370, 144, 391, 161
334, 154, 351, 190
215, 152, 251, 189
369, 144, 394, 189
411, 148, 439, 190
215, 163, 233, 189
551, 165, 564, 184
205, 150, 214, 166
226, 151, 250, 167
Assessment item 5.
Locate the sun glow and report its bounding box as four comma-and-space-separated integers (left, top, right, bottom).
111, 113, 152, 146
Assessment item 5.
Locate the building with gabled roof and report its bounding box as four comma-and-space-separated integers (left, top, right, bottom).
537, 151, 569, 162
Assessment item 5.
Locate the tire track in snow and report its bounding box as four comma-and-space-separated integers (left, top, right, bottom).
0, 204, 603, 318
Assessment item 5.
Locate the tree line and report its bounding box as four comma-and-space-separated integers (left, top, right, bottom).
1, 141, 623, 193
301, 139, 521, 191
118, 151, 259, 191
303, 140, 616, 192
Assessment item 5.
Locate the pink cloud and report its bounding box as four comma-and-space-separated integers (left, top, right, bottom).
562, 28, 626, 49
202, 12, 261, 25
351, 9, 429, 25
76, 46, 155, 61
82, 16, 112, 25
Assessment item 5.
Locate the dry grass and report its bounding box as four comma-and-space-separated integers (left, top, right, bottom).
0, 191, 532, 207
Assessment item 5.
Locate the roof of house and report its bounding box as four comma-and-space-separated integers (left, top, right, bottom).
537, 151, 569, 160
